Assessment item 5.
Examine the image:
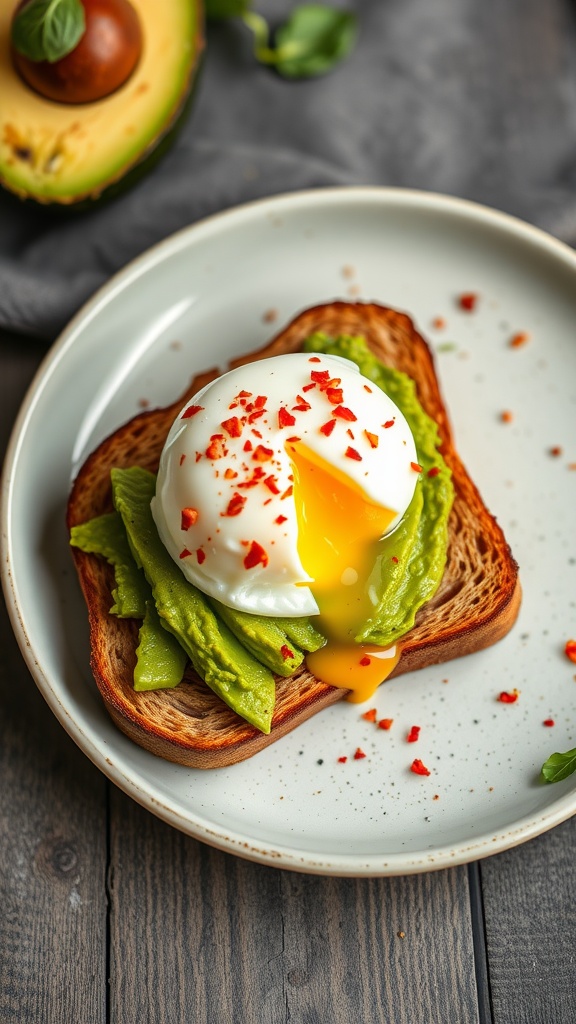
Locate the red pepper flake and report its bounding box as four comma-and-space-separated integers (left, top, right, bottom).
543, 718, 555, 727
326, 387, 344, 405
206, 434, 227, 460
407, 725, 421, 743
337, 756, 348, 763
346, 428, 355, 440
333, 405, 357, 422
248, 409, 266, 424
500, 410, 514, 424
311, 369, 331, 385
509, 331, 530, 348
497, 689, 520, 703
179, 453, 186, 466
179, 548, 191, 559
221, 416, 243, 438
391, 556, 399, 564
243, 440, 253, 452
275, 515, 288, 525
378, 718, 393, 730
264, 474, 281, 495
550, 446, 562, 457
180, 507, 199, 530
222, 493, 246, 517
363, 384, 373, 393
280, 644, 294, 661
196, 548, 206, 565
319, 419, 336, 437
364, 430, 379, 449
224, 468, 238, 480
278, 407, 296, 428
308, 356, 322, 363
353, 747, 367, 760
292, 395, 312, 411
238, 390, 252, 399
359, 656, 372, 668
181, 404, 204, 419
458, 292, 478, 312
427, 466, 440, 478
411, 462, 423, 473
281, 485, 293, 500
252, 444, 274, 463
410, 758, 431, 777
302, 382, 316, 392
362, 707, 377, 721
254, 395, 267, 409
565, 640, 576, 664
383, 419, 395, 429
345, 446, 362, 461
243, 541, 269, 570
286, 436, 301, 443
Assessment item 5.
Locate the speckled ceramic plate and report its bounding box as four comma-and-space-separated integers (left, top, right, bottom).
3, 188, 576, 875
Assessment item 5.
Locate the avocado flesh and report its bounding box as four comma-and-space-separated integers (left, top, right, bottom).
134, 601, 188, 692
111, 466, 275, 734
0, 1, 203, 204
70, 511, 148, 618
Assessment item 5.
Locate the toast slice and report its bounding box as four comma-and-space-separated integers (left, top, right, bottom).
67, 302, 521, 768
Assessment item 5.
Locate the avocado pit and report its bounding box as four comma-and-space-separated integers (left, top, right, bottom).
11, 0, 143, 105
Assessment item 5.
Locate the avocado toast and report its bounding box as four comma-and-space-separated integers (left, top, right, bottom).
67, 302, 521, 767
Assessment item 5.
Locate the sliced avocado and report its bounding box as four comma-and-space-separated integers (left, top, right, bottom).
207, 599, 306, 677
134, 601, 188, 692
111, 466, 275, 734
70, 510, 149, 618
0, 1, 203, 205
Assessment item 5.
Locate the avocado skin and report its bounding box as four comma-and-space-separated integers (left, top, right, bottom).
111, 466, 275, 734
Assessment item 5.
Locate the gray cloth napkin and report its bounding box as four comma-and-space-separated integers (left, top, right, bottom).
2, 0, 576, 340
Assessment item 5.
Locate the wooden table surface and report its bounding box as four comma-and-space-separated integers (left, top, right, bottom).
3, 2, 576, 1020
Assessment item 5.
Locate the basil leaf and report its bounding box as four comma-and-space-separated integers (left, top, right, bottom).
541, 747, 576, 783
11, 0, 86, 64
273, 5, 357, 78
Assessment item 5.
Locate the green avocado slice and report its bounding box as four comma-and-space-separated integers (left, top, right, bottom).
134, 601, 188, 692
207, 600, 305, 677
70, 511, 149, 619
111, 466, 275, 734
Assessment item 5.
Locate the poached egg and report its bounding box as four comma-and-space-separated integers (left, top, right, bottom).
152, 352, 419, 700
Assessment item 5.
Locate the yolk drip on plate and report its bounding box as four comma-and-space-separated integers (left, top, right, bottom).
289, 441, 402, 702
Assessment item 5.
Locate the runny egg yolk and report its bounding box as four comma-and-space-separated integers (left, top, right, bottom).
289, 442, 402, 702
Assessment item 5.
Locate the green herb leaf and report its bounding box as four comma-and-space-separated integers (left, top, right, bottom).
11, 0, 86, 64
541, 747, 576, 783
272, 5, 357, 78
205, 0, 251, 18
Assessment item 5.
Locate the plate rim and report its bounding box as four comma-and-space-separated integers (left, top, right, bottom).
3, 184, 576, 876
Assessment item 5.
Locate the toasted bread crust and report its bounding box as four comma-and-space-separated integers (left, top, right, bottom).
67, 302, 521, 767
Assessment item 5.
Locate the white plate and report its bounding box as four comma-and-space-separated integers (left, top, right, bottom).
3, 188, 576, 876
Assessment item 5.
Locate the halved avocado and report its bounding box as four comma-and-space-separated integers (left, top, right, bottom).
0, 0, 204, 206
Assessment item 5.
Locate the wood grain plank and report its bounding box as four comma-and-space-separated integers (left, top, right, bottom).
0, 337, 109, 1024
109, 789, 481, 1024
481, 819, 576, 1024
